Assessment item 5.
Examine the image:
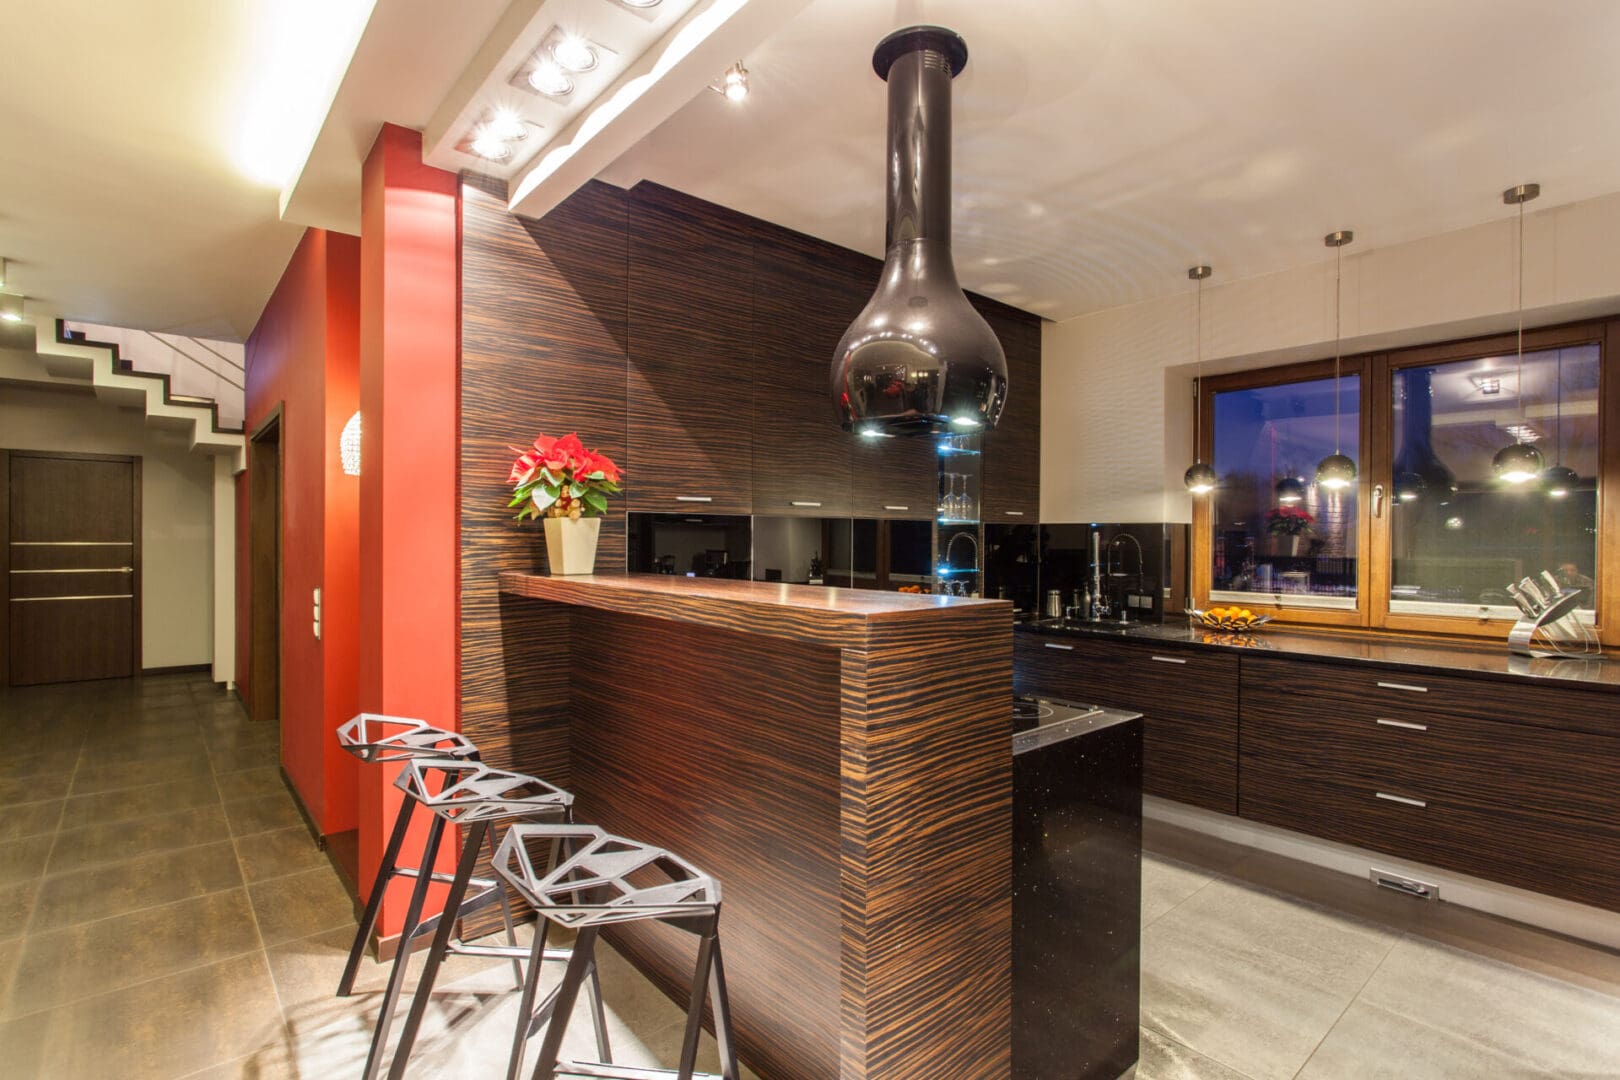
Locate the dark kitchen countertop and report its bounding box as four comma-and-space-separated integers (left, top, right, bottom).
1016, 617, 1620, 691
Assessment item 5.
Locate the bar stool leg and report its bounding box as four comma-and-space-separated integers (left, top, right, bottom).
585, 956, 611, 1064
386, 818, 490, 1080
526, 925, 599, 1080
361, 814, 446, 1080
486, 822, 525, 990
340, 795, 417, 996
676, 928, 720, 1080
506, 917, 553, 1080
708, 931, 739, 1080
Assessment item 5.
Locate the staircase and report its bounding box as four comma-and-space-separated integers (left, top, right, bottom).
31, 319, 246, 473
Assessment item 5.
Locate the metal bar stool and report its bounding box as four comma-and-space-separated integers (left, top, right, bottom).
493, 823, 739, 1080
375, 758, 601, 1080
334, 713, 484, 999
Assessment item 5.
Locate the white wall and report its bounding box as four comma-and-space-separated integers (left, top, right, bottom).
1043, 189, 1620, 524
1, 384, 215, 669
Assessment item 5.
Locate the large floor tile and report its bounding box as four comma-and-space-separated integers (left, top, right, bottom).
1353, 935, 1620, 1076
215, 766, 288, 803
210, 743, 281, 777
1135, 1026, 1255, 1079
1141, 855, 1213, 928
248, 866, 355, 946
0, 771, 75, 805
0, 879, 39, 942
3, 889, 262, 1020
0, 950, 285, 1079
0, 835, 53, 887
0, 798, 64, 842
1141, 878, 1396, 1080
235, 826, 328, 884
222, 793, 303, 838
0, 749, 82, 782
1297, 999, 1556, 1079
70, 752, 214, 795
63, 774, 222, 828
47, 803, 230, 876
31, 840, 243, 932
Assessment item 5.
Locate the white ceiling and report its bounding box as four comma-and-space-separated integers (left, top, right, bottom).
602, 0, 1620, 321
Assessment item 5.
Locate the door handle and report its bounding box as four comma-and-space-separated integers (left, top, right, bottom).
1043, 642, 1074, 651
1376, 717, 1427, 731
1375, 791, 1427, 808
1373, 483, 1386, 518
1150, 655, 1188, 665
674, 496, 713, 503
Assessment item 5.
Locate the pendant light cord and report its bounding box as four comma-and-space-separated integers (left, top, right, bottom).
1333, 242, 1343, 454
1515, 197, 1526, 436
1555, 345, 1563, 465
1194, 275, 1204, 464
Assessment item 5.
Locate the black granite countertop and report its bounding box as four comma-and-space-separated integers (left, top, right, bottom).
1016, 618, 1620, 691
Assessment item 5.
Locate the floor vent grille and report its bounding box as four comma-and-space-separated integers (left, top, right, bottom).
1370, 868, 1439, 900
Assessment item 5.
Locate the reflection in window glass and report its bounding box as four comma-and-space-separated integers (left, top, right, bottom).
1210, 376, 1360, 601
1390, 345, 1599, 610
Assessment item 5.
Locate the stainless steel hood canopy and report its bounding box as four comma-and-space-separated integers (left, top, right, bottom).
831, 26, 1008, 437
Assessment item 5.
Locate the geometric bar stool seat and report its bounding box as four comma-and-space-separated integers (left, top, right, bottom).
334, 714, 483, 1003
494, 824, 739, 1080
375, 760, 590, 1080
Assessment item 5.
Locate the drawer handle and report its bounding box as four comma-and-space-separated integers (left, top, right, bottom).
1376, 681, 1429, 693
675, 496, 713, 503
1150, 655, 1188, 665
1044, 642, 1075, 651
1376, 718, 1428, 731
1375, 791, 1427, 808
1004, 511, 1025, 516
883, 505, 910, 511
790, 501, 822, 508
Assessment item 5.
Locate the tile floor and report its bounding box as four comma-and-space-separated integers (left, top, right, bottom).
3, 673, 1619, 1079
0, 673, 750, 1080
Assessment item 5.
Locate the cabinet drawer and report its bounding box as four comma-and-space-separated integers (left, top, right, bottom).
1240, 754, 1620, 912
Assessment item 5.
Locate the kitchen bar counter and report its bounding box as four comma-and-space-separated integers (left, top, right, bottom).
1018, 618, 1618, 690
497, 572, 1014, 1080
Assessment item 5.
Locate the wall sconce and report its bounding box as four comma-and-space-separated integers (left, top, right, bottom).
340, 410, 362, 476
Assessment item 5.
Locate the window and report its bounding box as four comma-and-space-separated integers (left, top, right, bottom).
1193, 319, 1615, 642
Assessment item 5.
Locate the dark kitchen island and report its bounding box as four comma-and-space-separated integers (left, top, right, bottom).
495, 572, 1014, 1080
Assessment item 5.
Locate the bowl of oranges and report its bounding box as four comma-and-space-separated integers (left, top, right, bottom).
1189, 605, 1273, 631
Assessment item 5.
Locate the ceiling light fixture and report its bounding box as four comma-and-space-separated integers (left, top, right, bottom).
528, 61, 574, 97
1275, 475, 1307, 505
482, 109, 529, 142
716, 61, 749, 102
1183, 265, 1217, 495
1471, 374, 1502, 395
1493, 183, 1545, 485
621, 0, 663, 6
469, 128, 515, 162
552, 36, 599, 73
1504, 423, 1541, 443
0, 294, 24, 323
1315, 230, 1358, 492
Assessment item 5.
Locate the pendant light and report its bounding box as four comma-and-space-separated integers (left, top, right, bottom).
1183, 265, 1217, 495
1542, 340, 1578, 497
1315, 230, 1357, 491
1493, 183, 1545, 484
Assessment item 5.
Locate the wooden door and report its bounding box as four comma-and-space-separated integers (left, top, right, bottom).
249, 417, 281, 725
5, 451, 140, 685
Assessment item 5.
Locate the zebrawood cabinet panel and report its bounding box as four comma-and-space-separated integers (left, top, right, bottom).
976, 298, 1041, 521
1014, 632, 1238, 813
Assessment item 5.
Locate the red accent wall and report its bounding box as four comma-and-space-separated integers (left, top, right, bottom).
238, 227, 362, 834
358, 124, 461, 937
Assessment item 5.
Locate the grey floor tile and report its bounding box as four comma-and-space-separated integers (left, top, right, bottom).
210, 743, 283, 776
78, 729, 207, 766
236, 826, 328, 883
223, 793, 303, 838
0, 880, 39, 942
0, 771, 75, 805
1141, 878, 1396, 1080
0, 799, 64, 842
248, 866, 355, 946
70, 751, 214, 795
173, 1043, 296, 1080
216, 766, 288, 802
1135, 1026, 1255, 1079
0, 938, 19, 1021
0, 749, 81, 782
0, 835, 53, 887
3, 889, 262, 1020
1353, 935, 1620, 1076
1141, 855, 1214, 928
31, 840, 243, 933
1297, 999, 1557, 1079
47, 803, 231, 877
0, 950, 285, 1080
63, 773, 222, 827
264, 922, 522, 1012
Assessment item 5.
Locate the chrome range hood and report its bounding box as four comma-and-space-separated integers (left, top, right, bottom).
831, 25, 1008, 437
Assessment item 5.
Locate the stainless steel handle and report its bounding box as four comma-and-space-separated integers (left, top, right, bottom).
1377, 681, 1429, 693
674, 496, 713, 503
789, 501, 822, 508
1044, 642, 1074, 651
1004, 511, 1025, 517
11, 594, 134, 602
883, 505, 910, 511
1150, 655, 1188, 665
1375, 791, 1427, 808
9, 540, 133, 546
1376, 718, 1428, 731
1373, 483, 1385, 518
10, 567, 134, 574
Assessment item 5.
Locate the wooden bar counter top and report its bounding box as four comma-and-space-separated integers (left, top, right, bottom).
493, 572, 1014, 1080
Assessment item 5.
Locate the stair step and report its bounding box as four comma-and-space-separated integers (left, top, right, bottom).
169, 394, 215, 405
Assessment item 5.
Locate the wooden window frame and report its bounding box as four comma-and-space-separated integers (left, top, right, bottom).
1193, 316, 1618, 645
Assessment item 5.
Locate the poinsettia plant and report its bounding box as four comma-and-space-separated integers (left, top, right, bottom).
507, 433, 623, 521
1265, 505, 1315, 537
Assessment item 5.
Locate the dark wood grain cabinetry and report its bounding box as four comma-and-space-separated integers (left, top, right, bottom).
1014, 631, 1238, 813
976, 299, 1041, 521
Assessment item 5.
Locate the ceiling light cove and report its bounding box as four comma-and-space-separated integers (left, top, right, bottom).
232, 0, 378, 188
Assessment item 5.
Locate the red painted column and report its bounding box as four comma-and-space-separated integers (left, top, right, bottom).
358, 124, 460, 938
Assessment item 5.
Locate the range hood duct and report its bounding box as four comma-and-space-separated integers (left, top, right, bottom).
831, 25, 1008, 437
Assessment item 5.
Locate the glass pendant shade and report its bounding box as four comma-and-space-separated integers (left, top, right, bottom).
1274, 475, 1307, 504
1492, 441, 1544, 484
1540, 463, 1577, 497
1184, 462, 1216, 495
1315, 453, 1357, 491
1392, 471, 1425, 502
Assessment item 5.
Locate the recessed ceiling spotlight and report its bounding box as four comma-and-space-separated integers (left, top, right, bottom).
0, 293, 24, 323
1505, 423, 1541, 443
469, 128, 515, 162
482, 109, 528, 142
552, 36, 599, 73
1471, 374, 1502, 395
621, 0, 663, 7
719, 61, 749, 102
528, 60, 573, 96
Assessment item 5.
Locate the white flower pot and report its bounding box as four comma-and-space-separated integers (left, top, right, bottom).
542, 516, 601, 575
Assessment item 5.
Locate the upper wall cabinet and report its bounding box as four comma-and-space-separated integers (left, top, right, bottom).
748, 228, 873, 517
977, 299, 1042, 521
627, 185, 756, 514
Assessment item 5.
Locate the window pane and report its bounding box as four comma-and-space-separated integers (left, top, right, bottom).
1390, 345, 1599, 611
1210, 375, 1360, 602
